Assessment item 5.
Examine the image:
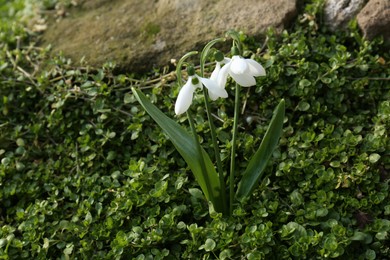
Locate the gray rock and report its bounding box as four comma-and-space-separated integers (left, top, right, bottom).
324, 0, 366, 30
40, 0, 298, 72
357, 0, 390, 43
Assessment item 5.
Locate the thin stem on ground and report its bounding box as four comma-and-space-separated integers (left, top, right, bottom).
229, 82, 241, 215
199, 50, 228, 215
201, 88, 227, 215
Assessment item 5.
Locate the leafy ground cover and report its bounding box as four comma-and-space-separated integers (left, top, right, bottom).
1, 0, 389, 259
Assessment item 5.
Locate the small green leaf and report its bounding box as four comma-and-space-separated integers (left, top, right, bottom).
106, 151, 116, 161
375, 231, 388, 240
16, 138, 25, 146
84, 211, 92, 226
290, 189, 304, 206
236, 99, 285, 200
203, 238, 216, 251
1, 157, 11, 166
124, 93, 132, 104
63, 243, 74, 255
316, 208, 328, 217
297, 101, 310, 111
219, 249, 232, 260
189, 188, 205, 200
350, 231, 372, 244
43, 238, 50, 249
299, 79, 311, 87
369, 153, 380, 163
323, 234, 338, 251
321, 77, 332, 84
365, 249, 376, 260
0, 238, 7, 248
150, 180, 168, 198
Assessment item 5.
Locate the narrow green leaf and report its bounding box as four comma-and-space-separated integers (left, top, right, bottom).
132, 88, 225, 213
236, 99, 285, 201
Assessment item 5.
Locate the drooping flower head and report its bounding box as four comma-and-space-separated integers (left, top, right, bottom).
209, 51, 231, 101
175, 66, 228, 115
217, 46, 266, 88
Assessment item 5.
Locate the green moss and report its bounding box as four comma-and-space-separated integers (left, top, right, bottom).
143, 21, 160, 37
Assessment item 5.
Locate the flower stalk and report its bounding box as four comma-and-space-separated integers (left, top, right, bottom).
199, 38, 228, 215
229, 82, 241, 215
201, 88, 227, 214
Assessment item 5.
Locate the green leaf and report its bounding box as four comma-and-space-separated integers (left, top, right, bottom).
203, 238, 216, 251
63, 243, 74, 255
123, 93, 133, 104
365, 249, 376, 260
236, 99, 285, 201
132, 88, 225, 213
297, 101, 310, 111
369, 153, 380, 163
350, 231, 373, 244
299, 79, 311, 87
290, 189, 303, 206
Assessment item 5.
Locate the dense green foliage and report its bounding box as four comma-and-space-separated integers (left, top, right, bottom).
1, 0, 389, 259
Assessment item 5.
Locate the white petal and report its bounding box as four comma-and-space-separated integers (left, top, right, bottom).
222, 57, 231, 64
208, 91, 219, 101
209, 88, 228, 100
230, 70, 256, 87
199, 76, 228, 99
210, 62, 221, 81
208, 83, 220, 100
175, 79, 196, 115
217, 61, 231, 89
230, 56, 248, 75
209, 62, 223, 100
209, 87, 228, 100
246, 58, 266, 76
193, 80, 203, 90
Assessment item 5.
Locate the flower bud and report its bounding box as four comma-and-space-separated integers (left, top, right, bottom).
231, 46, 240, 56
214, 51, 224, 62
187, 66, 195, 76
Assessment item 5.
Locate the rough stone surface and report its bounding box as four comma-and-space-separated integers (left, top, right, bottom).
324, 0, 366, 30
357, 0, 390, 43
40, 0, 299, 72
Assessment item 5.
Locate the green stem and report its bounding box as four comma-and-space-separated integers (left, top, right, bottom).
201, 88, 227, 215
186, 110, 214, 204
176, 51, 199, 86
199, 51, 227, 215
229, 83, 241, 215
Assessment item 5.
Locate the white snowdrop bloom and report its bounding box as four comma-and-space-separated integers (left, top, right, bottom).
209, 61, 223, 101
217, 55, 266, 87
175, 74, 228, 115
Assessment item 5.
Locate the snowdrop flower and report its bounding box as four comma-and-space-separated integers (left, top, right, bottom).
209, 51, 231, 101
175, 66, 228, 115
217, 55, 266, 87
